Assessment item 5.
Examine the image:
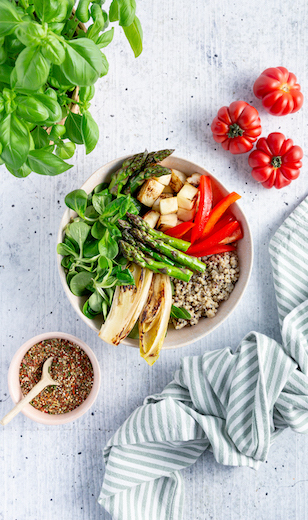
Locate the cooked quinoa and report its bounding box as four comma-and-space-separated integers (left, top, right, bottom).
171, 251, 240, 329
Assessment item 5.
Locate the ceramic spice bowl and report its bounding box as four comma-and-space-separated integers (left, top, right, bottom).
57, 155, 253, 350
7, 332, 101, 425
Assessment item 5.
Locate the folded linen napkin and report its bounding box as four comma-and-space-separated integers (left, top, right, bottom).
99, 196, 308, 520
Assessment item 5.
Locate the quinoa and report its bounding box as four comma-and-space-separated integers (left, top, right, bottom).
171, 251, 240, 329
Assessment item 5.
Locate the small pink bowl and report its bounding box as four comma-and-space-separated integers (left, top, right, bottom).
8, 332, 101, 425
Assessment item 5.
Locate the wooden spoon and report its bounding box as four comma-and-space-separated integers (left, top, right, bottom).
0, 357, 60, 426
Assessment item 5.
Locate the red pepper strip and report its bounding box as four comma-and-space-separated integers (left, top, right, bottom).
188, 244, 236, 257
197, 214, 235, 242
188, 221, 239, 255
201, 192, 241, 237
164, 221, 194, 238
219, 225, 243, 244
181, 228, 193, 241
190, 176, 212, 244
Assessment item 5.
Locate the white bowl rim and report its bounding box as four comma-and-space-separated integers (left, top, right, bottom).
57, 155, 253, 350
8, 331, 101, 425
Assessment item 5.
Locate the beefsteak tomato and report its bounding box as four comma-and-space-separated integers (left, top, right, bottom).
248, 132, 303, 189
253, 67, 304, 116
211, 101, 262, 154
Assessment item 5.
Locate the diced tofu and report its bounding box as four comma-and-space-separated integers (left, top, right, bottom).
152, 193, 172, 211
177, 183, 198, 210
143, 210, 160, 229
162, 185, 173, 194
154, 173, 171, 186
186, 173, 202, 187
170, 169, 187, 193
157, 214, 178, 232
137, 178, 165, 207
177, 207, 195, 222
160, 196, 178, 215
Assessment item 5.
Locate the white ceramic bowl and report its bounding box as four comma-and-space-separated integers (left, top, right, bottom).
57, 155, 253, 349
8, 332, 101, 425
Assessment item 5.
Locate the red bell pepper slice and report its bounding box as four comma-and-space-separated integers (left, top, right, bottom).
190, 176, 212, 244
188, 244, 236, 257
187, 221, 239, 255
164, 221, 194, 238
200, 214, 235, 240
219, 225, 243, 244
201, 192, 241, 237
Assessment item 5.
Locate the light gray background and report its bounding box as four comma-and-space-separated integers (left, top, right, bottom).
1, 0, 308, 519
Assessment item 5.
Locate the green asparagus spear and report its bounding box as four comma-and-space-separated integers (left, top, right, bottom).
126, 164, 172, 195
144, 149, 175, 167
118, 219, 206, 273
126, 213, 190, 251
109, 150, 148, 194
119, 240, 193, 282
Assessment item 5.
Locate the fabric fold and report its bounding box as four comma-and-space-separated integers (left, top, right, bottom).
99, 196, 308, 520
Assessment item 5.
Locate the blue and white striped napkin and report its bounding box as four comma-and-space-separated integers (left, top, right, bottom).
99, 196, 308, 520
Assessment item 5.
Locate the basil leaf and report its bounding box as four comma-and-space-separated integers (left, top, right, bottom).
0, 113, 30, 169
48, 22, 65, 34
65, 189, 88, 217
31, 126, 50, 149
109, 0, 120, 22
32, 94, 62, 125
15, 21, 47, 46
0, 0, 22, 37
118, 0, 136, 27
41, 34, 65, 65
170, 305, 191, 320
15, 46, 50, 90
96, 27, 114, 48
66, 221, 90, 255
16, 96, 50, 123
98, 229, 119, 259
6, 162, 32, 178
0, 64, 13, 85
27, 149, 73, 176
65, 111, 84, 144
79, 86, 95, 103
55, 140, 76, 159
70, 271, 93, 296
60, 38, 103, 87
123, 16, 142, 58
81, 111, 99, 155
34, 0, 68, 23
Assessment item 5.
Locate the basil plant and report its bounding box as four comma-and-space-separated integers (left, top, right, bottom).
0, 0, 143, 178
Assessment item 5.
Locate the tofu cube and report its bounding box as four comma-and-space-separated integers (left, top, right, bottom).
177, 183, 198, 210
157, 213, 178, 232
154, 173, 171, 186
186, 173, 202, 187
143, 210, 160, 229
177, 207, 195, 222
159, 196, 178, 215
137, 178, 165, 207
170, 169, 187, 193
152, 193, 172, 212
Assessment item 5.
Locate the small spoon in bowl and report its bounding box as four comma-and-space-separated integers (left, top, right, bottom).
0, 357, 60, 426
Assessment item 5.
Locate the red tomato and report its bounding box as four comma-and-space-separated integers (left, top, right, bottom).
253, 67, 304, 116
248, 132, 303, 189
211, 101, 262, 154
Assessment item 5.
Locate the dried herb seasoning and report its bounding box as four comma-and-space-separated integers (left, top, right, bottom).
19, 338, 94, 414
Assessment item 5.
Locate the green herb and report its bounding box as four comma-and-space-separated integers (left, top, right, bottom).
170, 305, 192, 320
0, 0, 143, 178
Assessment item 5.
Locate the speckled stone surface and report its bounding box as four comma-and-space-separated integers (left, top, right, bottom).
1, 1, 308, 519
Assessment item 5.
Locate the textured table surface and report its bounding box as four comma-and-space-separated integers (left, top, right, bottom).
1, 1, 308, 519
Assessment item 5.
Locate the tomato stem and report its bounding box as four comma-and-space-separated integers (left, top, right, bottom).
227, 123, 244, 138
271, 156, 282, 168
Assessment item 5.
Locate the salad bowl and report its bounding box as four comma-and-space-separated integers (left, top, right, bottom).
57, 155, 253, 349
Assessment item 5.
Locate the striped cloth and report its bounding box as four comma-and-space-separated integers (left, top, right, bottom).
99, 197, 308, 520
